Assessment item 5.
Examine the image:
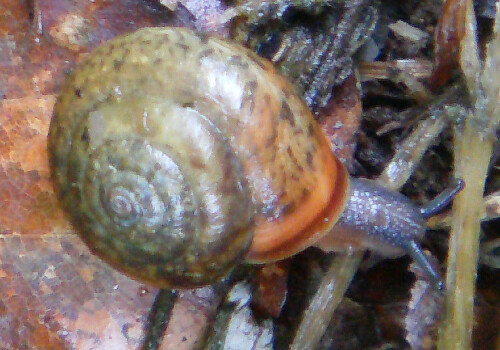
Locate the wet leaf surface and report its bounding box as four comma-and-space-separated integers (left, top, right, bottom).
0, 235, 156, 349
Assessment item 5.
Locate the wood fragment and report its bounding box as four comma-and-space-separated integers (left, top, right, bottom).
438, 1, 500, 350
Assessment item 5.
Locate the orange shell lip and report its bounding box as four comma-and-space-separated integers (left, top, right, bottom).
246, 153, 349, 264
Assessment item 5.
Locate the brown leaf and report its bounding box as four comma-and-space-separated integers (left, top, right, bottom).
161, 287, 222, 349
251, 261, 290, 318
0, 235, 156, 349
0, 96, 70, 235
318, 74, 362, 171
164, 0, 233, 33
430, 0, 467, 88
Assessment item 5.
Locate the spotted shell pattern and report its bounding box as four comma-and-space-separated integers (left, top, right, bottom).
48, 27, 348, 288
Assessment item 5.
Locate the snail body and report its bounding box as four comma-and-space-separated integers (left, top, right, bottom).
49, 27, 444, 288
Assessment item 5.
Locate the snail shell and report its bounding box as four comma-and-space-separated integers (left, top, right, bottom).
48, 27, 348, 288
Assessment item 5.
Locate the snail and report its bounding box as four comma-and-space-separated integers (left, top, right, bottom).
48, 27, 461, 289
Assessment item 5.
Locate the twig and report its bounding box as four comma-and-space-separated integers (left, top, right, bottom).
427, 190, 500, 229
377, 84, 466, 190
290, 251, 364, 350
141, 289, 178, 350
438, 1, 500, 349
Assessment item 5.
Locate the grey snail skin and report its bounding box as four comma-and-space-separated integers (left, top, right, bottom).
48, 27, 460, 289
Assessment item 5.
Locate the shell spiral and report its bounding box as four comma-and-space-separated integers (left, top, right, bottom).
48, 27, 348, 288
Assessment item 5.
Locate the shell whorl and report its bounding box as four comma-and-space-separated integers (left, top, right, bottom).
49, 28, 258, 287
48, 27, 347, 288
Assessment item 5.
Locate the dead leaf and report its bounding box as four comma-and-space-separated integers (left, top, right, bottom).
430, 0, 467, 88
